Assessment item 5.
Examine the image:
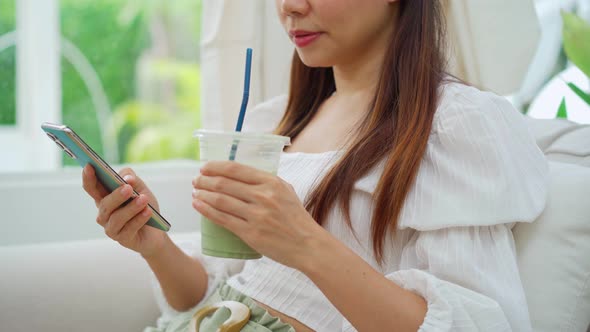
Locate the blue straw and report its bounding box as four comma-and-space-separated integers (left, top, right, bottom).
235, 48, 252, 132
229, 48, 253, 161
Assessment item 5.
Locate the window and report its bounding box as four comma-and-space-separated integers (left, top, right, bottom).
60, 0, 202, 167
0, 0, 202, 172
0, 0, 16, 126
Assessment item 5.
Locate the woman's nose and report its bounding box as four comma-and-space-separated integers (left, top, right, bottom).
279, 0, 311, 18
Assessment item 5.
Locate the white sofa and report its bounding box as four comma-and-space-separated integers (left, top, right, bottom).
0, 117, 589, 332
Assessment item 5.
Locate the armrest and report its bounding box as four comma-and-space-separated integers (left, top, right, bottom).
0, 238, 159, 332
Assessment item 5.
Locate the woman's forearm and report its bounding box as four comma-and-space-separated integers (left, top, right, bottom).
299, 232, 427, 332
143, 235, 209, 311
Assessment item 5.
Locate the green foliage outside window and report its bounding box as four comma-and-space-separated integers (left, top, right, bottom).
110, 59, 201, 163
557, 11, 590, 118
0, 0, 202, 165
61, 0, 150, 165
61, 0, 202, 165
0, 0, 16, 125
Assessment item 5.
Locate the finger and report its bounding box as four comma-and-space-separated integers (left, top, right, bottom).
199, 161, 272, 185
119, 168, 150, 194
96, 214, 107, 227
105, 194, 149, 237
82, 164, 110, 202
193, 189, 252, 220
96, 184, 134, 225
193, 174, 254, 203
115, 206, 153, 242
192, 199, 246, 235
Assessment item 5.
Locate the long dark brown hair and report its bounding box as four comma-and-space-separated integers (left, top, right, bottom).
275, 0, 447, 263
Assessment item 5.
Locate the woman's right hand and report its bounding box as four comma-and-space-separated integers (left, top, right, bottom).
82, 164, 167, 258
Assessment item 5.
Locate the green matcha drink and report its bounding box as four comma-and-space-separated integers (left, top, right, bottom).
194, 129, 290, 259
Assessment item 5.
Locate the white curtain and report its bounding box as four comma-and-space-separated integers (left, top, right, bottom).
200, 0, 292, 131
200, 0, 540, 130
444, 0, 540, 95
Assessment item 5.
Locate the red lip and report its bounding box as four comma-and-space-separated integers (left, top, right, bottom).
289, 30, 322, 48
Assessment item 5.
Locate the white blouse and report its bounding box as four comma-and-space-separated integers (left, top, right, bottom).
152, 82, 549, 331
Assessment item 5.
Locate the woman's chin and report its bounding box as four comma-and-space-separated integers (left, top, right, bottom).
296, 51, 335, 69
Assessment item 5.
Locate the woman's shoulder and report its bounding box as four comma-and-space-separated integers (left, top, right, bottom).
432, 81, 543, 164
434, 80, 520, 129
397, 81, 550, 230
356, 81, 550, 231
242, 95, 288, 133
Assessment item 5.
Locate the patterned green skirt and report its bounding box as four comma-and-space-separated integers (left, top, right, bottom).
144, 282, 296, 332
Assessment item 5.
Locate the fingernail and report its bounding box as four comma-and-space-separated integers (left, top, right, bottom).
121, 185, 131, 196
142, 208, 151, 217
136, 194, 145, 206
123, 175, 133, 182
192, 188, 199, 198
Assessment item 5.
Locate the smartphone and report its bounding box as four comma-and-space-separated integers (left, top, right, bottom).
41, 122, 171, 232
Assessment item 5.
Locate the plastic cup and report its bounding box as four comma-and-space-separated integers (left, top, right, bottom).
193, 129, 290, 259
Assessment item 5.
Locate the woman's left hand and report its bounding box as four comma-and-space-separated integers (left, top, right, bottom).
191, 161, 330, 269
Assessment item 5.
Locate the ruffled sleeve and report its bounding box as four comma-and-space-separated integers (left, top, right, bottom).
345, 84, 549, 331
340, 225, 533, 331
395, 84, 549, 230
388, 225, 530, 331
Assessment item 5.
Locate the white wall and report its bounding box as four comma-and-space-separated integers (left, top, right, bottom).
0, 160, 202, 246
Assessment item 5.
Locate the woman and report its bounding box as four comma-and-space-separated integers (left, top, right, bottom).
82, 0, 548, 331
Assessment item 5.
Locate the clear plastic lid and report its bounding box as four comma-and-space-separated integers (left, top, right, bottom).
193, 129, 291, 146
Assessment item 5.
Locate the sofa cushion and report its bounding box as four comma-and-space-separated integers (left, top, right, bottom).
524, 117, 582, 151
545, 124, 590, 167
525, 117, 590, 167
0, 239, 160, 332
513, 161, 590, 332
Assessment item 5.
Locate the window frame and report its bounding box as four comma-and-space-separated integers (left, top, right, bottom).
0, 0, 61, 172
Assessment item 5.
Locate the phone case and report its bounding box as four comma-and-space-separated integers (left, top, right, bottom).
41, 122, 171, 232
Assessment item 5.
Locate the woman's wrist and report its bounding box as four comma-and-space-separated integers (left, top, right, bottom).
140, 233, 210, 311
296, 228, 347, 277
141, 233, 174, 262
